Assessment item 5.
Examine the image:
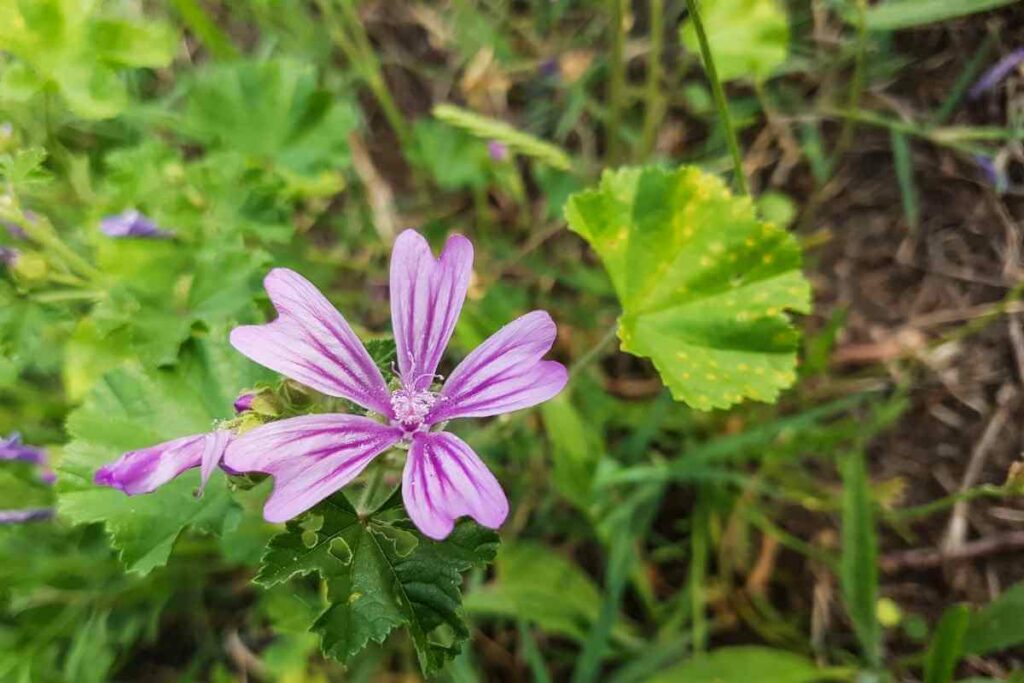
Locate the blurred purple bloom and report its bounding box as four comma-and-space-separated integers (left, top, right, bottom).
0, 247, 18, 268
0, 432, 45, 465
0, 508, 53, 524
539, 58, 560, 79
969, 48, 1024, 99
225, 229, 567, 539
100, 209, 174, 239
95, 429, 231, 495
488, 140, 509, 162
975, 155, 1008, 193
234, 392, 255, 413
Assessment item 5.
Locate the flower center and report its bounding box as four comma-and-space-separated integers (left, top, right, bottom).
390, 388, 437, 432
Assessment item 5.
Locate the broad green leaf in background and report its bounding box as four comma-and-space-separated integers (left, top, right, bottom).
541, 392, 599, 510
56, 337, 267, 574
840, 451, 881, 667
962, 581, 1024, 656
179, 59, 359, 177
256, 494, 499, 676
0, 0, 177, 119
566, 166, 811, 410
862, 0, 1018, 31
680, 0, 789, 82
650, 646, 848, 683
465, 542, 635, 646
924, 605, 969, 683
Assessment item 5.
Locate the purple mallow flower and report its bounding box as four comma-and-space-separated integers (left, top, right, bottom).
100, 209, 174, 239
224, 229, 567, 539
969, 48, 1024, 99
0, 508, 53, 524
95, 430, 231, 495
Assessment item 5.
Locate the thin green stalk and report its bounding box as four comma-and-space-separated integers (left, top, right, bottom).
684, 0, 748, 195
569, 323, 619, 379
640, 0, 665, 156
169, 0, 239, 60
833, 0, 867, 159
321, 0, 412, 149
606, 0, 627, 164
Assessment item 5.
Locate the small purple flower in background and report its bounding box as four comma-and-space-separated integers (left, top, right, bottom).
225, 229, 567, 539
969, 48, 1024, 99
0, 432, 46, 465
0, 508, 53, 524
100, 209, 174, 239
488, 140, 509, 162
975, 155, 1009, 194
95, 430, 231, 495
0, 247, 18, 269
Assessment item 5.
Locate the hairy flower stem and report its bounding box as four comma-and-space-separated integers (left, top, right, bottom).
684, 0, 748, 196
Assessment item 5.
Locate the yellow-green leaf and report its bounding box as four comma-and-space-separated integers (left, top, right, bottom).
565, 166, 810, 410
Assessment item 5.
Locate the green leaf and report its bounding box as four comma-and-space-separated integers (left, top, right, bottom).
364, 337, 398, 378
88, 17, 177, 68
962, 582, 1024, 656
180, 59, 358, 176
680, 0, 789, 82
924, 605, 969, 683
540, 393, 598, 510
256, 496, 499, 676
840, 451, 880, 667
465, 542, 634, 645
55, 337, 266, 574
565, 166, 810, 410
863, 0, 1017, 31
650, 646, 845, 683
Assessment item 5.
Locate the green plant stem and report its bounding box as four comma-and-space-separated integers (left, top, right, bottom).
0, 206, 100, 282
319, 0, 412, 149
569, 323, 619, 379
169, 0, 239, 59
887, 484, 1010, 522
640, 0, 665, 156
606, 0, 627, 164
833, 0, 867, 159
684, 0, 748, 195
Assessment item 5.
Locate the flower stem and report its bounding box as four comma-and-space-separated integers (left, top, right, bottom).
640, 0, 665, 156
569, 323, 619, 379
684, 0, 748, 196
605, 0, 628, 164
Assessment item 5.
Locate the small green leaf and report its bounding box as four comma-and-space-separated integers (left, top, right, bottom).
924, 605, 969, 683
863, 0, 1017, 31
962, 582, 1024, 656
364, 337, 398, 378
255, 496, 499, 676
840, 451, 881, 667
650, 646, 844, 683
680, 0, 789, 82
56, 337, 265, 575
565, 166, 810, 410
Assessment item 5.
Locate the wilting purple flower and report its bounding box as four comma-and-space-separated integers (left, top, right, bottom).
234, 392, 255, 413
100, 209, 174, 239
488, 140, 509, 162
969, 48, 1024, 99
225, 230, 567, 539
0, 508, 53, 524
95, 429, 231, 495
0, 432, 45, 465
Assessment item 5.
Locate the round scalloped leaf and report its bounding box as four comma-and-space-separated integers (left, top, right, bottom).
565, 166, 811, 410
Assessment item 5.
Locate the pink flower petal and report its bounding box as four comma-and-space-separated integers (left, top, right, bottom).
428, 310, 568, 422
224, 414, 402, 523
199, 429, 232, 492
231, 269, 392, 416
402, 431, 508, 540
95, 433, 210, 495
390, 230, 473, 391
